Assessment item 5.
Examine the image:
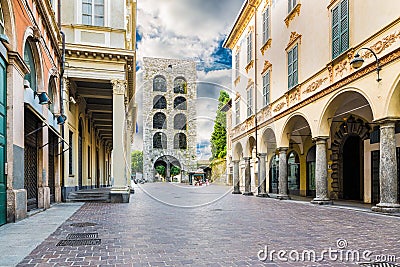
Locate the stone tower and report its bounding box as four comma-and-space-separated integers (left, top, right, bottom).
143, 58, 197, 182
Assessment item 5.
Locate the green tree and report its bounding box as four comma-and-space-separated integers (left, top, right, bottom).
131, 150, 143, 174
210, 90, 230, 159
155, 165, 166, 178
170, 166, 181, 177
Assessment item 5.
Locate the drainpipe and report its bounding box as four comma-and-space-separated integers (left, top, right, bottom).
58, 1, 66, 201
248, 0, 260, 194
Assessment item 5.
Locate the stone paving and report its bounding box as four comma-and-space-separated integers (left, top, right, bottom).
13, 183, 400, 266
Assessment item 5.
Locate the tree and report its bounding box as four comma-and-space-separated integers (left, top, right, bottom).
155, 165, 166, 178
131, 150, 143, 174
170, 166, 181, 177
210, 90, 230, 159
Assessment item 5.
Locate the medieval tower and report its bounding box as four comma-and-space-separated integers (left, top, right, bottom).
143, 58, 197, 182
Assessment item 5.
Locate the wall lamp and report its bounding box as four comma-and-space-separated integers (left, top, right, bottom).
56, 114, 67, 125
350, 47, 381, 82
34, 91, 51, 105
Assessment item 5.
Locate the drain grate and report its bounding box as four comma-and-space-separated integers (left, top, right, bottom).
56, 239, 101, 246
70, 222, 97, 227
67, 233, 98, 239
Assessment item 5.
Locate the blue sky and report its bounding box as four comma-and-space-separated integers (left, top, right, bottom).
133, 0, 244, 159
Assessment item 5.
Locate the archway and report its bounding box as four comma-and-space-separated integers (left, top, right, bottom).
306, 146, 316, 197
269, 154, 279, 194
342, 134, 362, 200
287, 151, 300, 195
260, 128, 277, 193
154, 155, 181, 182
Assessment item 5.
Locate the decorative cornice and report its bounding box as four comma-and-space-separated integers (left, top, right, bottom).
260, 38, 272, 55
286, 32, 302, 50
8, 51, 30, 76
235, 92, 241, 101
234, 76, 241, 86
284, 4, 301, 27
303, 77, 328, 95
111, 79, 127, 95
363, 30, 400, 58
273, 102, 286, 113
261, 60, 272, 75
245, 60, 254, 73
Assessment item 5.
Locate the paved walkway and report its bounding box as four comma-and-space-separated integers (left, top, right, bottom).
2, 184, 400, 266
0, 203, 83, 267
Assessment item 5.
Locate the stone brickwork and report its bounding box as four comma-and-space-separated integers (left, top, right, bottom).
143, 58, 197, 182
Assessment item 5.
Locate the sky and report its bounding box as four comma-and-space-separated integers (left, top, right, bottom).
133, 0, 244, 160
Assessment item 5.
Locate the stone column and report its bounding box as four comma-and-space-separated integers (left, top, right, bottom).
277, 147, 290, 200
232, 160, 241, 194
257, 153, 268, 197
372, 120, 400, 213
311, 137, 332, 204
243, 157, 253, 195
166, 161, 171, 182
110, 79, 130, 203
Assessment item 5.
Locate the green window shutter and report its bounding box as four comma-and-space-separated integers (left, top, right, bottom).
263, 8, 270, 43
293, 45, 298, 86
288, 49, 293, 89
288, 0, 291, 13
340, 0, 349, 54
264, 71, 270, 105
332, 5, 340, 58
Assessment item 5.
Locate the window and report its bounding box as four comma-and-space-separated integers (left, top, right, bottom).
153, 75, 167, 92
82, 0, 104, 26
153, 132, 167, 149
69, 131, 73, 175
235, 52, 239, 79
263, 71, 270, 106
23, 41, 37, 92
0, 3, 5, 35
174, 133, 187, 149
153, 95, 167, 109
288, 0, 296, 13
262, 7, 270, 44
48, 77, 56, 113
174, 77, 187, 94
235, 101, 240, 125
247, 87, 253, 117
174, 96, 187, 110
287, 44, 298, 89
332, 0, 349, 59
247, 32, 252, 64
153, 112, 166, 129
174, 114, 187, 130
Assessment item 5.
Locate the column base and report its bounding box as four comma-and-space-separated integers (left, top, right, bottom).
243, 192, 254, 196
256, 193, 269, 198
232, 190, 242, 194
110, 187, 130, 203
277, 194, 290, 200
311, 198, 332, 205
371, 203, 400, 213
7, 189, 27, 222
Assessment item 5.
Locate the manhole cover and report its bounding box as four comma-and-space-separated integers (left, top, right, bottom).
56, 239, 101, 246
70, 222, 97, 227
67, 233, 98, 239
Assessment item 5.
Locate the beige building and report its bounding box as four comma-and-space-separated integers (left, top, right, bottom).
61, 0, 137, 202
224, 0, 400, 212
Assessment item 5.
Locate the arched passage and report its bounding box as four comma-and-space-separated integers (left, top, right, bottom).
154, 155, 181, 182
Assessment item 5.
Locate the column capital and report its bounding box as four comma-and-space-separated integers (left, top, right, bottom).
313, 136, 329, 143
243, 156, 251, 161
111, 79, 127, 95
258, 152, 267, 158
373, 117, 400, 125
277, 147, 288, 152
232, 159, 240, 163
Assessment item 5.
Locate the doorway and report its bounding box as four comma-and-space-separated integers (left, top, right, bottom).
342, 135, 363, 200
78, 120, 83, 189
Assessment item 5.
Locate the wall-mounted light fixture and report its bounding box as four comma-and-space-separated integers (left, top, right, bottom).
34, 91, 50, 105
56, 114, 67, 125
350, 47, 382, 82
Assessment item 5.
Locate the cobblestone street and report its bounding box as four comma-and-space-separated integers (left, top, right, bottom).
16, 183, 400, 266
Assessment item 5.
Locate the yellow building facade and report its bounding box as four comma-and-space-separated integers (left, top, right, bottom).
61, 0, 137, 202
224, 0, 400, 212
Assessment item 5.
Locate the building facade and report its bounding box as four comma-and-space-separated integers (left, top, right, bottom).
61, 0, 137, 203
224, 0, 400, 212
0, 0, 63, 225
142, 58, 197, 183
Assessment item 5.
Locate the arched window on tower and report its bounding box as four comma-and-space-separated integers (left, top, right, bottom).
174, 133, 187, 149
174, 113, 187, 130
153, 132, 167, 149
153, 112, 166, 129
153, 75, 167, 92
153, 95, 167, 109
48, 76, 57, 113
173, 77, 187, 94
23, 40, 37, 92
174, 96, 187, 110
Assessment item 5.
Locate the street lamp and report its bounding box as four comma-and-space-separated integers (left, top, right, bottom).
350, 47, 382, 82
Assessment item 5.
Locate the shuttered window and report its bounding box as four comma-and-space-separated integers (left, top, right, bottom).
288, 0, 296, 13
332, 0, 349, 59
263, 71, 270, 106
262, 8, 270, 44
235, 101, 240, 125
247, 87, 253, 117
288, 44, 298, 90
247, 32, 252, 64
235, 52, 239, 79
